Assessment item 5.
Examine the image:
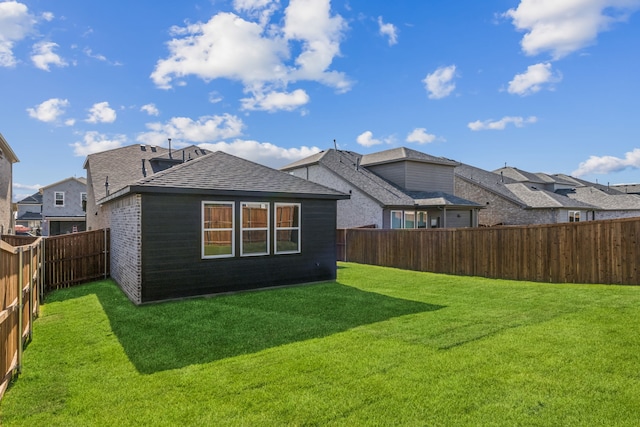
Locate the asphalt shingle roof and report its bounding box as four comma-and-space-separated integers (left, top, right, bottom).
455, 163, 597, 209
17, 192, 42, 205
105, 150, 348, 201
84, 144, 209, 201
282, 149, 480, 208
360, 146, 459, 167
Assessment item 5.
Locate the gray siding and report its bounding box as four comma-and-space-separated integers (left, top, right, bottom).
366, 163, 406, 188
367, 161, 455, 193
109, 194, 143, 304
405, 162, 454, 193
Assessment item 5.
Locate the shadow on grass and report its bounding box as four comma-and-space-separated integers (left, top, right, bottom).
45, 276, 443, 374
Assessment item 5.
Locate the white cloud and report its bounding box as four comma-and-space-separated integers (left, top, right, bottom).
504, 0, 640, 59
508, 62, 562, 96
209, 91, 223, 103
283, 0, 350, 90
406, 128, 437, 144
41, 11, 54, 22
572, 148, 640, 176
137, 114, 245, 146
151, 0, 351, 104
378, 16, 398, 46
241, 88, 309, 112
423, 65, 457, 99
468, 116, 538, 131
26, 98, 69, 122
140, 103, 160, 116
200, 139, 321, 168
86, 102, 117, 123
151, 12, 288, 89
0, 1, 36, 67
71, 131, 127, 156
233, 0, 279, 25
31, 41, 67, 71
356, 131, 383, 147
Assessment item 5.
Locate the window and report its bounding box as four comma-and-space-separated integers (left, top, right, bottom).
202, 202, 234, 258
275, 203, 300, 254
569, 211, 581, 222
417, 212, 428, 229
391, 211, 403, 229
404, 211, 415, 229
55, 192, 65, 207
241, 202, 269, 256
81, 192, 87, 212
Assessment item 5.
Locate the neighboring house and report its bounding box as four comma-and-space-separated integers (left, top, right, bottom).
40, 177, 87, 236
15, 192, 43, 232
492, 167, 640, 221
455, 163, 599, 226
90, 149, 347, 304
281, 147, 482, 229
0, 133, 19, 235
84, 144, 209, 231
611, 183, 640, 195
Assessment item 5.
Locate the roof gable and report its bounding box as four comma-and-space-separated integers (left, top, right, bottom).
360, 147, 458, 167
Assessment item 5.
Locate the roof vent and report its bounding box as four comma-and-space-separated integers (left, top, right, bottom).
140, 144, 146, 151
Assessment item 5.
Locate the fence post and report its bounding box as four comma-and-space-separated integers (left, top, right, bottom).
17, 247, 23, 374
28, 245, 34, 342
104, 228, 108, 279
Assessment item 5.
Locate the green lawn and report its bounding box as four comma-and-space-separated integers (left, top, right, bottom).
2, 262, 640, 426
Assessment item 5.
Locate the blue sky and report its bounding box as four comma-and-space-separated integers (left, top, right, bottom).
2, 0, 639, 202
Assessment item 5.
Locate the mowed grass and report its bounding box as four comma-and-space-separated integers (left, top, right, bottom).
2, 262, 640, 426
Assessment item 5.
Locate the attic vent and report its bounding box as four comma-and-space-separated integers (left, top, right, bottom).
140, 144, 146, 151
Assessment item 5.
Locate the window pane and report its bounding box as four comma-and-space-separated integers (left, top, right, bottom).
242, 203, 268, 228
276, 204, 299, 227
204, 204, 233, 228
276, 229, 299, 253
204, 230, 232, 256
417, 212, 427, 228
391, 211, 403, 229
243, 230, 268, 254
404, 212, 415, 229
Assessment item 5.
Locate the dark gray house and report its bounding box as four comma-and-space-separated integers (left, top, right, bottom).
281, 147, 482, 229
95, 150, 348, 304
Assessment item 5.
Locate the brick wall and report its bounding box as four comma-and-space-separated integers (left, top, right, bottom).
0, 155, 12, 234
290, 165, 382, 228
455, 176, 559, 225
108, 194, 142, 304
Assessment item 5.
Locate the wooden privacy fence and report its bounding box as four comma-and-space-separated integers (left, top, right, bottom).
340, 217, 640, 285
44, 229, 110, 290
0, 236, 42, 401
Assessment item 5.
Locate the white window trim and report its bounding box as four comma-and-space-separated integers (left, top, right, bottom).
391, 210, 404, 229
54, 191, 65, 207
202, 201, 235, 259
569, 210, 581, 222
241, 202, 270, 257
275, 203, 301, 255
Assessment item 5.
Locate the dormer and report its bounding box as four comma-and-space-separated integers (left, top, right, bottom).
360, 147, 459, 193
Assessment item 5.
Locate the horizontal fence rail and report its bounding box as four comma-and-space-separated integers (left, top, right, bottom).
341, 217, 640, 285
0, 237, 42, 401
